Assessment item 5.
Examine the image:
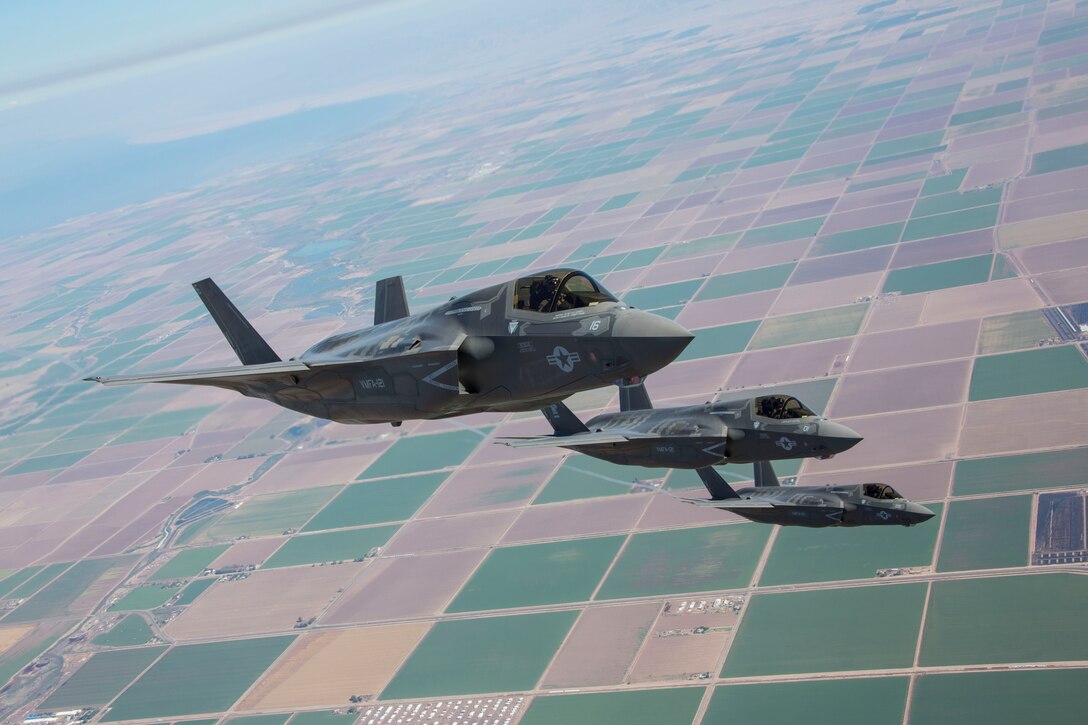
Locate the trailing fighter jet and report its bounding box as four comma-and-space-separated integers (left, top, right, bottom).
85, 270, 692, 426
497, 379, 863, 466
684, 461, 936, 528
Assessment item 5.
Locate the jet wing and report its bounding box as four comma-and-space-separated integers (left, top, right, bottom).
85, 360, 312, 387
498, 431, 657, 449
681, 497, 777, 509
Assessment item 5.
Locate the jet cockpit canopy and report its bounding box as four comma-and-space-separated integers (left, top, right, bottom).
514, 270, 617, 313
754, 394, 816, 420
862, 483, 904, 500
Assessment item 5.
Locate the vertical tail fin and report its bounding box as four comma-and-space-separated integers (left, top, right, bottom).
192, 278, 280, 365
696, 467, 740, 500
541, 402, 590, 436
375, 276, 410, 325
618, 377, 653, 412
753, 460, 781, 488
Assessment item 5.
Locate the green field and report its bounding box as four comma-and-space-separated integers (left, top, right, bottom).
93, 615, 155, 647
4, 562, 68, 600
111, 406, 217, 444
968, 346, 1088, 400
302, 472, 447, 531
910, 186, 1004, 217
696, 263, 795, 301
882, 255, 993, 295
722, 583, 926, 677
677, 320, 760, 361
623, 279, 704, 310
901, 205, 999, 242
703, 677, 909, 725
149, 545, 229, 581
739, 216, 824, 247
1030, 141, 1088, 175
811, 222, 904, 256
759, 503, 942, 585
978, 310, 1056, 354
200, 486, 341, 541
909, 669, 1088, 724
102, 635, 296, 721
41, 646, 167, 708
748, 304, 867, 350
358, 428, 489, 479
381, 611, 577, 699
263, 525, 399, 568
954, 446, 1088, 495
936, 496, 1030, 571
5, 556, 134, 623
174, 578, 216, 606
288, 712, 356, 725
110, 584, 178, 611
596, 524, 770, 600
919, 574, 1088, 666
533, 455, 669, 504
520, 687, 704, 725
447, 535, 624, 612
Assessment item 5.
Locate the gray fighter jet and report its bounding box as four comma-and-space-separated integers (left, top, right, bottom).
85, 270, 692, 425
684, 461, 936, 528
498, 380, 863, 466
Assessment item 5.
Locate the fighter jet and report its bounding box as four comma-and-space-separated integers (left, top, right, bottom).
85, 269, 693, 426
684, 461, 936, 528
497, 379, 863, 467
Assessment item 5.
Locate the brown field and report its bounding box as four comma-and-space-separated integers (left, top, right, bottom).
958, 389, 1088, 458
848, 320, 979, 372
171, 458, 264, 498
678, 291, 778, 329
208, 536, 286, 570
770, 273, 881, 317
637, 490, 744, 530
164, 562, 363, 640
627, 606, 737, 683
541, 602, 661, 688
648, 355, 739, 402
418, 459, 559, 517
998, 208, 1088, 249
502, 495, 650, 543
799, 460, 953, 502
727, 338, 853, 389
1036, 267, 1088, 305
323, 549, 485, 624
1015, 236, 1088, 275
863, 295, 926, 333
891, 229, 993, 269
0, 624, 34, 656
822, 406, 964, 470
918, 278, 1041, 326
239, 623, 430, 710
829, 360, 971, 418
247, 442, 392, 495
383, 509, 519, 556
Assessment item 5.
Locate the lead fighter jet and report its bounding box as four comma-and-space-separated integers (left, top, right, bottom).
85, 269, 692, 426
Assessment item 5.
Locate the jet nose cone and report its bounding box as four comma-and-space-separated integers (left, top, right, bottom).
818, 421, 864, 454
613, 309, 694, 375
905, 502, 936, 524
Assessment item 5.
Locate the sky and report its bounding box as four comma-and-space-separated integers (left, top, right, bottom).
0, 0, 662, 236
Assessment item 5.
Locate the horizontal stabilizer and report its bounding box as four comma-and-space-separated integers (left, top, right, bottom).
374, 276, 410, 326
696, 466, 741, 500
193, 278, 280, 365
497, 430, 652, 449
542, 402, 590, 436
683, 497, 775, 509
85, 360, 310, 387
